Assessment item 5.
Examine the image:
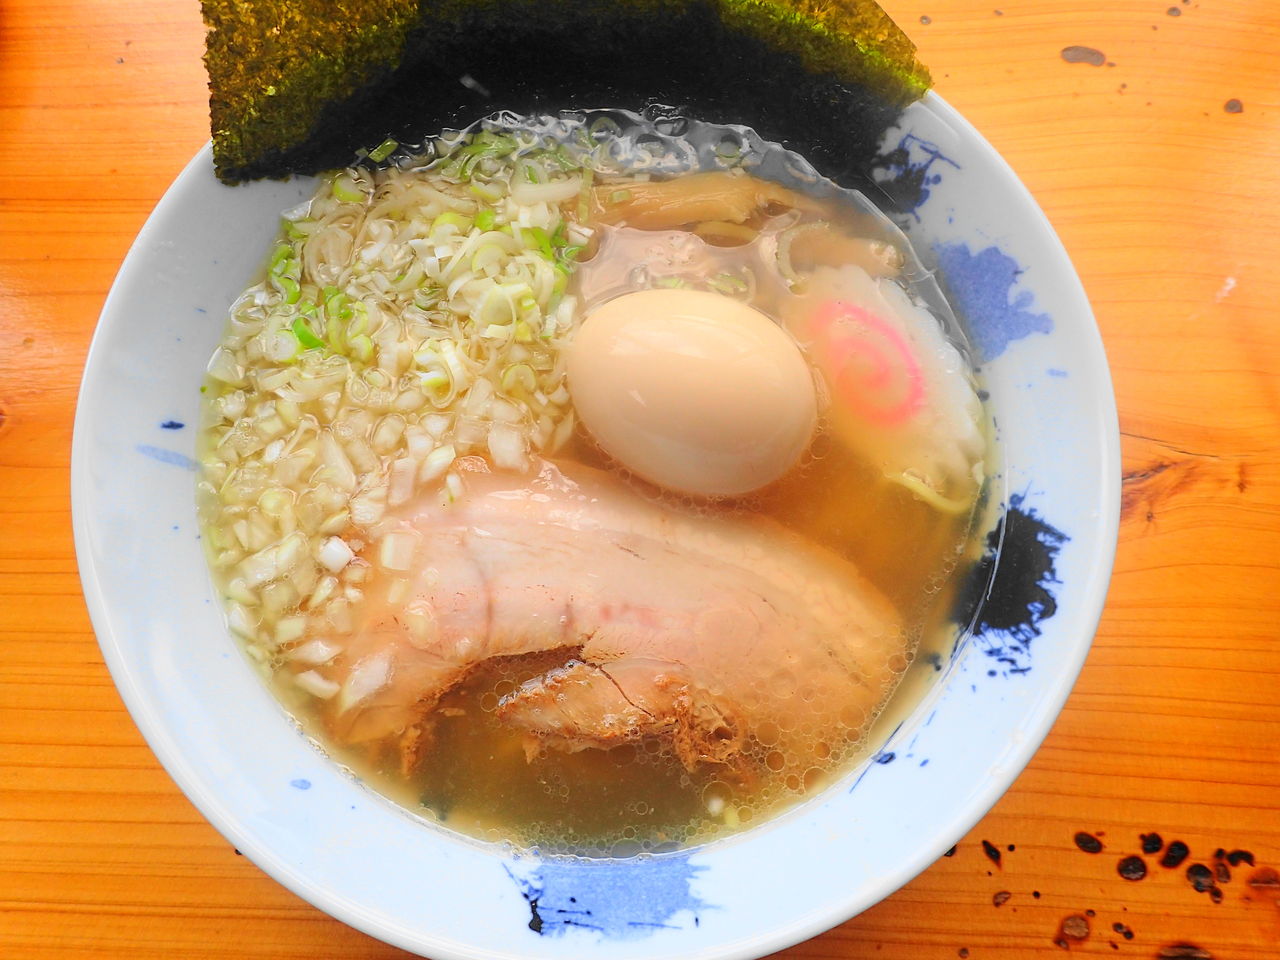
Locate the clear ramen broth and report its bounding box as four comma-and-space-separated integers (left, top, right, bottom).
196, 111, 989, 856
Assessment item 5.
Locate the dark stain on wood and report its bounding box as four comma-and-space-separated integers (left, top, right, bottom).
1074, 831, 1104, 854
1157, 946, 1212, 959
1161, 840, 1190, 868
1060, 913, 1090, 940
1118, 855, 1148, 881
1226, 849, 1254, 867
1186, 863, 1215, 893
1061, 45, 1106, 66
1112, 921, 1134, 940
982, 840, 1002, 867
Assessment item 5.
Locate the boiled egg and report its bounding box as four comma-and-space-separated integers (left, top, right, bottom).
566, 288, 817, 497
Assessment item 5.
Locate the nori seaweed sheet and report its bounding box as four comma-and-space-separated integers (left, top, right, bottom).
203, 0, 930, 191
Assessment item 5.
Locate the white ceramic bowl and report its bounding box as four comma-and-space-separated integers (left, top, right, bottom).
72, 93, 1119, 959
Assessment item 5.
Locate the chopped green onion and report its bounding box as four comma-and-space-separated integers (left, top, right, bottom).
460, 132, 517, 157
501, 363, 537, 396
459, 152, 485, 180
291, 317, 325, 350
474, 208, 496, 231
366, 138, 399, 163
548, 271, 569, 309
348, 302, 369, 336
349, 334, 374, 362
527, 226, 555, 260
471, 242, 507, 274
269, 243, 293, 275
283, 218, 311, 241
589, 115, 622, 141
323, 287, 350, 319
522, 162, 541, 184
469, 181, 503, 203
715, 136, 743, 161
413, 287, 442, 311
325, 315, 345, 352
332, 174, 365, 203
707, 272, 749, 295
608, 189, 632, 204
430, 211, 473, 238
419, 369, 450, 393
277, 276, 301, 303
655, 276, 687, 289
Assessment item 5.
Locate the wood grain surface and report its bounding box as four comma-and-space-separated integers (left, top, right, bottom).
2, 1, 1278, 957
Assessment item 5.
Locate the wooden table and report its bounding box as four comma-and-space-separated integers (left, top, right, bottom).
3, 1, 1278, 957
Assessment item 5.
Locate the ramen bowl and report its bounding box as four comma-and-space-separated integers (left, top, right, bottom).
72, 93, 1119, 960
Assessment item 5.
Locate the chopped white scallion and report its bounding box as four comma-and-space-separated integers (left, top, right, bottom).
387, 456, 417, 507
444, 471, 465, 504
225, 578, 258, 606
207, 347, 244, 386
509, 174, 582, 207
201, 135, 594, 698
488, 422, 528, 471
386, 577, 411, 605
419, 444, 456, 483
226, 603, 259, 641
273, 532, 307, 576
317, 536, 355, 572
404, 427, 432, 458
350, 484, 386, 525
286, 638, 342, 665
318, 432, 358, 492
307, 574, 339, 608
338, 651, 392, 713
326, 598, 354, 634
274, 615, 308, 645
378, 531, 417, 571
240, 541, 281, 587
423, 413, 452, 439
402, 609, 437, 649
294, 670, 341, 700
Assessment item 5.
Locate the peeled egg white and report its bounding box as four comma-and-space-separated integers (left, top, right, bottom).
566, 288, 817, 497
